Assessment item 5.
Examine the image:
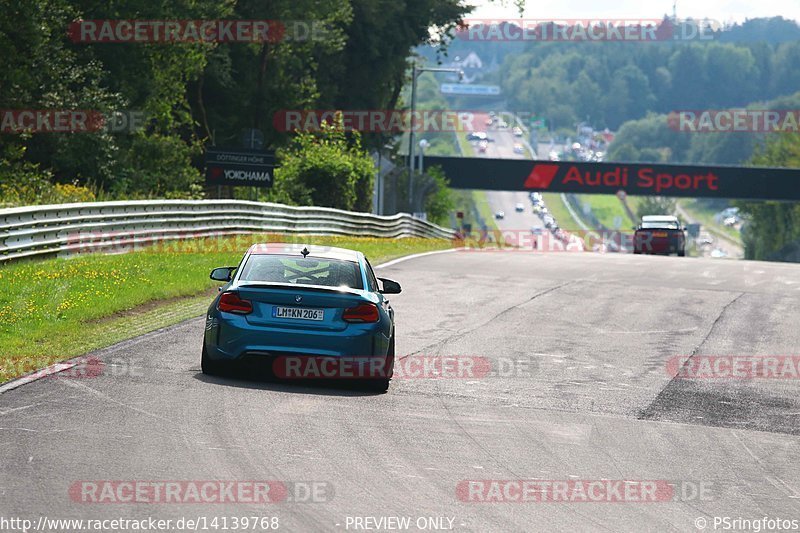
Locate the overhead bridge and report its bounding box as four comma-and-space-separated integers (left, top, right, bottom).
423, 156, 800, 201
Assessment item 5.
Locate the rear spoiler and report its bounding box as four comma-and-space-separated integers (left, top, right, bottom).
235, 282, 365, 297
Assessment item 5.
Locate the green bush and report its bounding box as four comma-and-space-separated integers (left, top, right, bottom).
272, 117, 375, 211
736, 134, 800, 261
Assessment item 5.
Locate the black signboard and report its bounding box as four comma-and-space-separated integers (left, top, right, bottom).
205, 148, 275, 187
424, 156, 800, 201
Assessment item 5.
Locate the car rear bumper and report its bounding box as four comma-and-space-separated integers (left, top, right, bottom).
204, 314, 390, 362
634, 244, 684, 254
634, 233, 685, 254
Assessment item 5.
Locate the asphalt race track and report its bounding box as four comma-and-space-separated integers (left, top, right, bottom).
2, 251, 800, 532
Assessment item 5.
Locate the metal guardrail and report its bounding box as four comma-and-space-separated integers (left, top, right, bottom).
0, 200, 456, 263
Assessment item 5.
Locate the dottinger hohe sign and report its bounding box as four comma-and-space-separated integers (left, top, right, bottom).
205, 148, 275, 187
424, 156, 800, 201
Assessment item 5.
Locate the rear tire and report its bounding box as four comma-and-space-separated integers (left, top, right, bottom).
677, 250, 685, 257
201, 342, 224, 376
363, 378, 391, 393
363, 335, 394, 393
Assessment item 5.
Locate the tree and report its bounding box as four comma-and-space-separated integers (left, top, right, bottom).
703, 43, 759, 107
772, 42, 800, 98
607, 114, 689, 163
423, 166, 453, 225
636, 197, 678, 220
736, 134, 800, 261
604, 65, 655, 127
272, 116, 374, 211
666, 45, 709, 110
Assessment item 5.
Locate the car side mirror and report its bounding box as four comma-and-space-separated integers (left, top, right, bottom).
378, 277, 402, 294
210, 267, 236, 282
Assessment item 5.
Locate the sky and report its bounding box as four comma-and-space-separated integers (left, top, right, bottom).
467, 0, 800, 25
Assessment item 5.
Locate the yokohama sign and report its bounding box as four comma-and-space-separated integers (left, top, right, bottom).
205, 148, 275, 187
423, 156, 800, 200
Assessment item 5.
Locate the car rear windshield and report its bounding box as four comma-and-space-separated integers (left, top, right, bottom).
238, 255, 363, 289
641, 221, 680, 229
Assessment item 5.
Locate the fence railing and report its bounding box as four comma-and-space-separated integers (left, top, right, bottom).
0, 200, 456, 263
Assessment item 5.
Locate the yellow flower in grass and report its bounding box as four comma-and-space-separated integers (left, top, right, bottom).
56, 300, 75, 315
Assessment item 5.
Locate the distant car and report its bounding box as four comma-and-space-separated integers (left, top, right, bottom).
512, 126, 523, 137
513, 143, 524, 154
485, 118, 493, 127
715, 207, 740, 223
515, 203, 525, 212
530, 192, 543, 203
466, 131, 488, 142
548, 151, 560, 161
723, 216, 739, 227
531, 226, 544, 235
498, 120, 509, 128
478, 140, 489, 153
494, 211, 505, 220
203, 244, 401, 392
633, 215, 686, 256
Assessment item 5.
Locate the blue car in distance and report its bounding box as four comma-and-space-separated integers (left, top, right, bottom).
202, 243, 401, 391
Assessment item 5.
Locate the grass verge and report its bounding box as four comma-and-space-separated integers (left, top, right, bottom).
455, 132, 475, 156
577, 194, 637, 230
471, 190, 500, 231
542, 193, 583, 231
0, 234, 452, 383
678, 199, 742, 243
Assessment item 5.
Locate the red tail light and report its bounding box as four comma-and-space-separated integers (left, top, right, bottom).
342, 303, 379, 323
218, 292, 252, 314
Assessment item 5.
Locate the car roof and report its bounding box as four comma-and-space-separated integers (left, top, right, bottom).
247, 243, 363, 262
641, 215, 679, 222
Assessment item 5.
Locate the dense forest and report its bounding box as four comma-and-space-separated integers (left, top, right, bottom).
0, 0, 467, 209
425, 16, 800, 132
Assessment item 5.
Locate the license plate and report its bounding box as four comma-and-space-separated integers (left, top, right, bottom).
273, 306, 324, 321
652, 232, 668, 237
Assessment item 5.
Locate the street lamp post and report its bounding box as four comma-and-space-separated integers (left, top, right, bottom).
418, 139, 430, 176
407, 64, 463, 212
